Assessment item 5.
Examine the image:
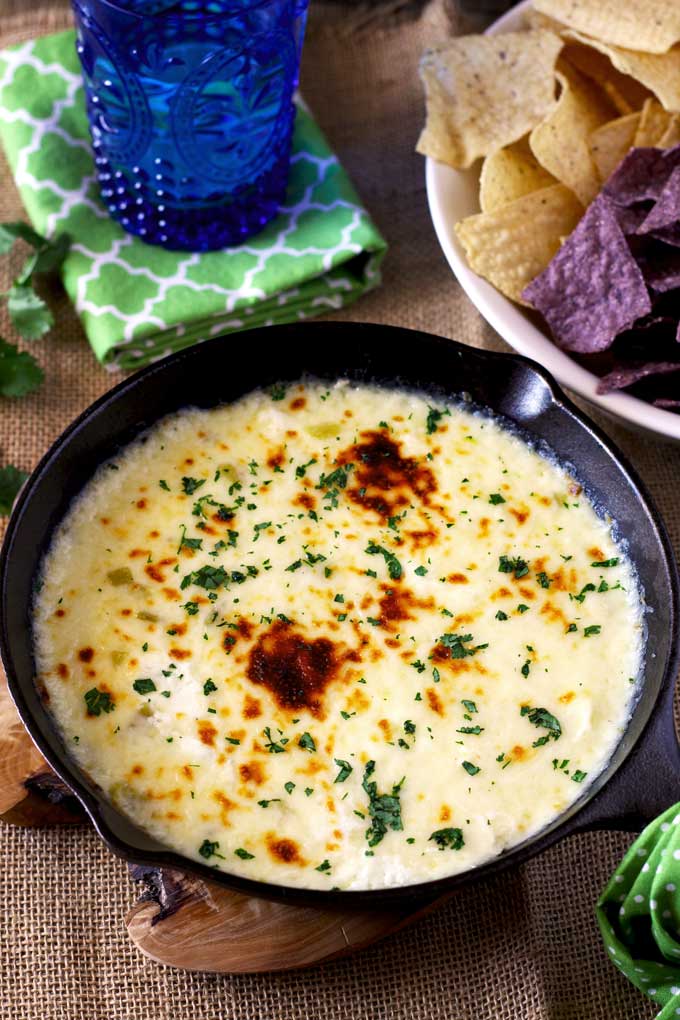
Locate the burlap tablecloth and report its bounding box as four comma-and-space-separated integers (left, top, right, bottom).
1, 3, 677, 1018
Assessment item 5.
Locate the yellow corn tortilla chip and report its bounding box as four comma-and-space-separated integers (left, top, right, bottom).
479, 137, 556, 212
562, 42, 652, 112
634, 97, 673, 145
529, 63, 615, 205
533, 0, 680, 55
564, 30, 680, 113
454, 184, 584, 303
416, 30, 563, 169
588, 112, 640, 181
659, 114, 680, 146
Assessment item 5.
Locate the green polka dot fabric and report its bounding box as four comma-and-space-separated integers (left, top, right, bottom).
598, 803, 680, 1018
0, 30, 387, 370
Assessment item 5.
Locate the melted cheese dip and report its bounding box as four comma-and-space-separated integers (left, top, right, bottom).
34, 381, 643, 890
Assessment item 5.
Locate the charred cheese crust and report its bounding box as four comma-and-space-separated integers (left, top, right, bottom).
34, 381, 643, 890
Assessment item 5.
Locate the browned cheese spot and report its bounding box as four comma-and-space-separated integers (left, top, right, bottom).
145, 563, 165, 583
290, 397, 306, 411
57, 663, 69, 680
336, 430, 436, 520
246, 619, 342, 718
222, 617, 254, 655
169, 647, 191, 660
448, 573, 468, 584
426, 688, 444, 715
238, 695, 260, 721
136, 499, 148, 510
439, 805, 452, 822
559, 691, 576, 704
239, 761, 267, 785
378, 583, 434, 630
197, 721, 217, 746
78, 647, 94, 663
266, 833, 307, 866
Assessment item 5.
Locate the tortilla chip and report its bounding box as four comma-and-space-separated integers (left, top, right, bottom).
454, 184, 583, 302
561, 43, 652, 113
604, 144, 680, 204
638, 164, 680, 232
634, 98, 674, 146
563, 31, 680, 113
588, 112, 641, 181
522, 194, 651, 352
529, 63, 615, 204
597, 362, 680, 393
416, 31, 563, 169
532, 0, 680, 54
659, 114, 680, 147
479, 137, 556, 212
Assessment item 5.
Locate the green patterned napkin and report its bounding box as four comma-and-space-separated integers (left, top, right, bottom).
0, 30, 386, 370
598, 803, 680, 1018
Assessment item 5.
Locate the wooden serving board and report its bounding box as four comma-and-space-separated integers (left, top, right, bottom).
0, 670, 435, 971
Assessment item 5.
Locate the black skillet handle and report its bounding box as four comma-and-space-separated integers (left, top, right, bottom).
573, 683, 680, 834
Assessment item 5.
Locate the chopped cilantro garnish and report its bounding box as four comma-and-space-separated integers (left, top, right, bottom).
84, 688, 115, 716
234, 848, 255, 860
439, 632, 487, 658
495, 610, 508, 621
198, 839, 224, 859
462, 761, 480, 776
414, 565, 428, 576
284, 781, 295, 795
456, 725, 483, 735
498, 555, 529, 579
521, 659, 531, 678
263, 727, 288, 753
334, 759, 353, 783
365, 541, 402, 580
182, 476, 205, 495
298, 732, 316, 752
404, 720, 416, 735
591, 558, 619, 568
158, 479, 170, 491
132, 678, 156, 695
517, 604, 529, 614
269, 383, 286, 401
225, 737, 240, 745
362, 760, 403, 847
583, 625, 601, 637
461, 700, 477, 714
537, 571, 551, 589
429, 827, 464, 851
315, 859, 332, 873
521, 705, 561, 741
181, 564, 228, 591
572, 770, 587, 783
411, 659, 426, 673
182, 601, 199, 615
426, 406, 450, 434
203, 679, 217, 695
566, 623, 577, 633
489, 493, 506, 505
257, 799, 280, 807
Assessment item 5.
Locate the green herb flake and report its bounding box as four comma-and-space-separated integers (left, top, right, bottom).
426, 406, 450, 435
495, 610, 508, 621
234, 848, 255, 860
438, 632, 488, 659
583, 625, 601, 637
489, 493, 506, 505
334, 759, 353, 783
591, 558, 619, 568
84, 688, 115, 716
520, 705, 562, 741
362, 760, 403, 847
133, 678, 156, 695
365, 541, 402, 580
203, 679, 218, 695
461, 700, 478, 714
298, 732, 316, 752
198, 839, 224, 859
315, 859, 332, 873
284, 781, 295, 795
462, 760, 480, 776
498, 555, 529, 579
429, 827, 464, 851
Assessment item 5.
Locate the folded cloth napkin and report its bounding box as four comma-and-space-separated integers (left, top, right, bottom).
598, 803, 680, 1018
0, 30, 387, 370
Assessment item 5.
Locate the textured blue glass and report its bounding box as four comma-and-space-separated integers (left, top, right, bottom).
71, 0, 309, 251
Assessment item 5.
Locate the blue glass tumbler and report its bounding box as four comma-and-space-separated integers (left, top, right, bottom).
70, 0, 309, 251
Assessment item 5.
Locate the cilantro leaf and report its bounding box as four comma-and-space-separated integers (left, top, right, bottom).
84, 687, 115, 716
0, 463, 28, 514
0, 337, 44, 397
7, 284, 53, 339
429, 827, 464, 851
362, 760, 403, 847
521, 705, 562, 741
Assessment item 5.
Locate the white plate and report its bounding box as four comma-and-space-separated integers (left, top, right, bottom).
424, 0, 680, 442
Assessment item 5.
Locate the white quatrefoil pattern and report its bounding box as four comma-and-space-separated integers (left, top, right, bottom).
0, 30, 386, 370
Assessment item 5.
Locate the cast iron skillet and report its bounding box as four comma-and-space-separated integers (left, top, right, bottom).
2, 322, 680, 908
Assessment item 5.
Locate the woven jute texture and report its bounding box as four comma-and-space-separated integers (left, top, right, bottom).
1, 3, 678, 1018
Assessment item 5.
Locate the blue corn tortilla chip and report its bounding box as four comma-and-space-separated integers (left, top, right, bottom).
522, 194, 651, 353
604, 145, 680, 206
596, 361, 680, 394
638, 165, 680, 234
614, 202, 653, 235
654, 398, 680, 410
640, 245, 680, 292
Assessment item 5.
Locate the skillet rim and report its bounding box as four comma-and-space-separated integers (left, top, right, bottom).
1, 321, 678, 908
